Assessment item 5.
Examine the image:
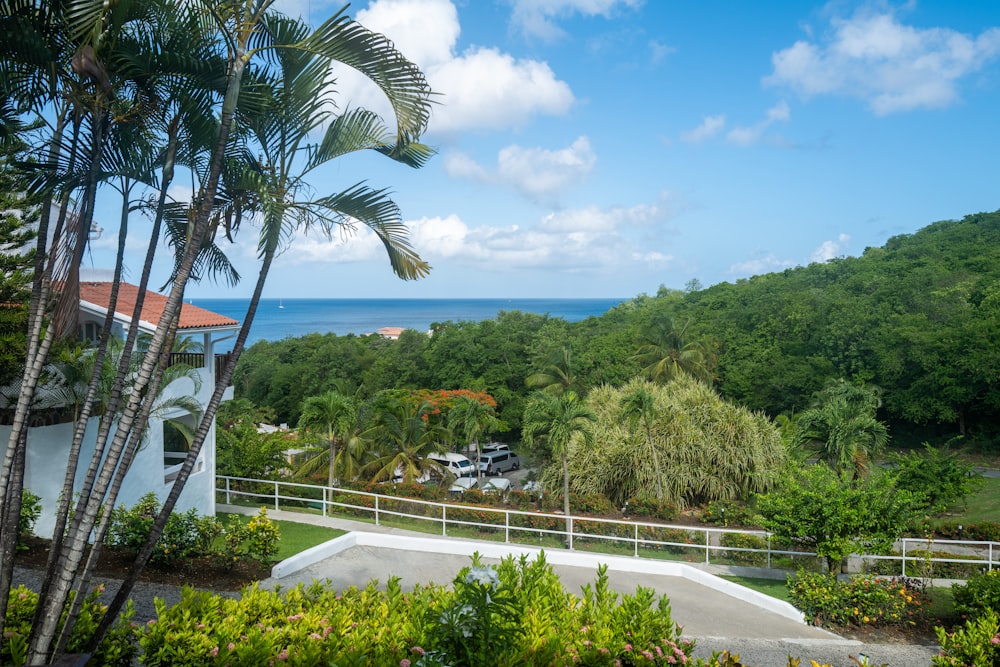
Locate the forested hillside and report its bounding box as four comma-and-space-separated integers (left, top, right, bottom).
235, 209, 1000, 449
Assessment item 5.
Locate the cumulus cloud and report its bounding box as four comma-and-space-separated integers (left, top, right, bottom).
277, 197, 674, 275
445, 137, 596, 205
508, 0, 644, 41
336, 0, 574, 135
728, 254, 795, 276
811, 233, 850, 262
765, 10, 1000, 115
725, 101, 791, 146
680, 114, 726, 143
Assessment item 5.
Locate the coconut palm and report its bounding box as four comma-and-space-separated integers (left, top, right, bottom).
619, 386, 665, 501
364, 399, 448, 483
521, 391, 596, 538
449, 395, 504, 478
526, 346, 583, 396
795, 378, 889, 479
631, 314, 716, 385
297, 391, 358, 487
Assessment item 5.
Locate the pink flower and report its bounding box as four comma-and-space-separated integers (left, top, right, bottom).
992, 634, 1000, 645
210, 647, 219, 657
287, 614, 303, 622
309, 633, 322, 641
400, 660, 411, 667
277, 649, 289, 661
643, 650, 654, 660
227, 643, 236, 651
411, 647, 426, 656
624, 644, 633, 651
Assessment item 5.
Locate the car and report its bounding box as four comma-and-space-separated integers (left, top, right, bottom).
481, 442, 510, 454
427, 451, 476, 478
478, 449, 520, 476
481, 477, 511, 495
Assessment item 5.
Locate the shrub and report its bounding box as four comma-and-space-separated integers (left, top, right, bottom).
17, 489, 41, 548
787, 571, 928, 628
701, 500, 756, 527
934, 607, 1000, 667
719, 532, 768, 567
106, 492, 221, 566
935, 521, 1000, 542
1, 584, 139, 667
953, 570, 1000, 620
624, 496, 679, 522
138, 553, 695, 666
222, 507, 280, 566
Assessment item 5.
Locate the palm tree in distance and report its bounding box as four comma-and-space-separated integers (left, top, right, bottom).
522, 391, 596, 541
795, 378, 889, 479
297, 390, 357, 487
620, 386, 665, 501
632, 314, 716, 385
449, 395, 504, 478
526, 346, 583, 396
365, 399, 448, 484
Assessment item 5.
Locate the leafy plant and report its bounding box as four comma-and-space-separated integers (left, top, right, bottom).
105, 493, 221, 565
933, 607, 1000, 667
953, 570, 1000, 621
17, 489, 41, 550
222, 507, 281, 566
889, 444, 984, 513
788, 571, 928, 628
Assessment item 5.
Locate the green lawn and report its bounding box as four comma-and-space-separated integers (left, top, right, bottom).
218, 512, 345, 561
721, 575, 792, 603
948, 475, 1000, 524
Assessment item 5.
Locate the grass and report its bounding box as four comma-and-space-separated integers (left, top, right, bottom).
948, 475, 1000, 525
218, 512, 345, 561
720, 575, 792, 603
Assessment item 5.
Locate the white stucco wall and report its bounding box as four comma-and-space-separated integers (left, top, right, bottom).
1, 366, 221, 539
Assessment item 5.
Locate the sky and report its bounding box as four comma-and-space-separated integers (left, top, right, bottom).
85, 0, 1000, 299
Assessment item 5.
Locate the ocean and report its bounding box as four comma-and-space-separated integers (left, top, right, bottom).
192, 297, 627, 349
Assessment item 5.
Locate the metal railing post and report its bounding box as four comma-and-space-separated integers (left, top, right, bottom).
274, 481, 279, 511
568, 517, 573, 550
323, 487, 328, 518
902, 540, 907, 577
767, 534, 772, 569
443, 505, 448, 536
375, 495, 380, 526
705, 529, 710, 564
505, 510, 510, 543
991, 543, 994, 572
634, 524, 639, 557
225, 477, 231, 505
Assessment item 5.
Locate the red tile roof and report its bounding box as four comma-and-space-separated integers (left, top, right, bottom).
79, 282, 239, 331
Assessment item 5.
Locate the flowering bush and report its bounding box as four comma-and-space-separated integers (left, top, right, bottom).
222, 507, 280, 566
933, 607, 1000, 667
1, 584, 139, 667
106, 492, 222, 566
787, 571, 928, 627
138, 552, 695, 666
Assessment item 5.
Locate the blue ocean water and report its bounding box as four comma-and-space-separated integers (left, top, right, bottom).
192, 297, 627, 349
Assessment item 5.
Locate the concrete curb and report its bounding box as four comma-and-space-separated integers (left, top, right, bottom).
270, 531, 807, 625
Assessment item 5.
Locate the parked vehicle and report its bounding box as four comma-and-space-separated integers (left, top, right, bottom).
482, 477, 511, 494
481, 442, 510, 454
478, 449, 520, 476
427, 452, 476, 478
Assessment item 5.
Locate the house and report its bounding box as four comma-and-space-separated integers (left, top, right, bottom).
2, 282, 240, 538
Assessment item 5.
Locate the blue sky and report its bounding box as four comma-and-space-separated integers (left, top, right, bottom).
86, 0, 1000, 299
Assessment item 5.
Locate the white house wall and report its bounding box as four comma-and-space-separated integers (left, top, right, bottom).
1, 365, 222, 539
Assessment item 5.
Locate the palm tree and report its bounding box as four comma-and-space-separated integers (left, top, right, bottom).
297, 391, 358, 487
631, 314, 716, 384
795, 379, 889, 479
619, 386, 665, 501
365, 399, 448, 483
526, 346, 582, 396
521, 391, 596, 539
448, 395, 504, 478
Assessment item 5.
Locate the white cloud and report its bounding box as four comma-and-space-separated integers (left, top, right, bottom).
725, 101, 790, 146
728, 254, 795, 276
680, 114, 726, 143
811, 233, 850, 262
275, 197, 673, 275
766, 10, 1000, 115
445, 136, 596, 205
336, 0, 575, 134
508, 0, 644, 41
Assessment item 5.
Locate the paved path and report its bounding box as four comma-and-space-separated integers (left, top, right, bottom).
223, 505, 942, 666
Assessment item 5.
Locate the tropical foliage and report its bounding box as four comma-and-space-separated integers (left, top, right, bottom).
570, 377, 786, 508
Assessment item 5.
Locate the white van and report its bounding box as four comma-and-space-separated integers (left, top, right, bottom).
427, 452, 476, 478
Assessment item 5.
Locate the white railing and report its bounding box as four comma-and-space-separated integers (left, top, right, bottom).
216, 475, 998, 578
